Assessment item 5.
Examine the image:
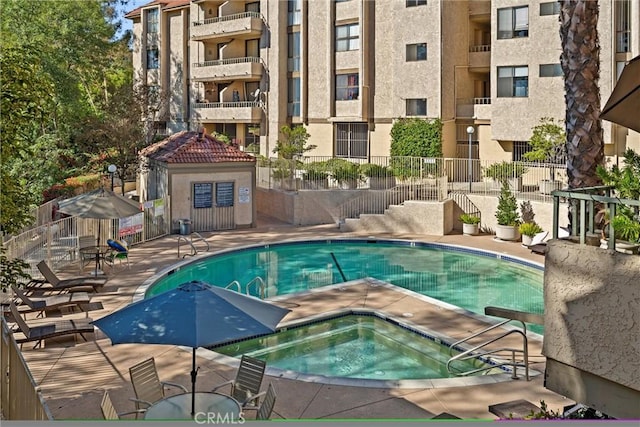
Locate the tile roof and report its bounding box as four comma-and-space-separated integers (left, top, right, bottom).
140, 131, 257, 164
125, 0, 190, 19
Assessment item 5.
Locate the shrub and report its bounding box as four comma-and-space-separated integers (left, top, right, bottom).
303, 161, 329, 181
495, 181, 520, 226
483, 161, 527, 180
459, 213, 480, 225
519, 222, 544, 237
326, 158, 362, 184
359, 163, 394, 178
520, 201, 535, 224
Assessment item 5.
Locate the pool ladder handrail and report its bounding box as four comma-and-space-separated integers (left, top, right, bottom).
445, 306, 543, 381
224, 276, 267, 299
177, 232, 210, 258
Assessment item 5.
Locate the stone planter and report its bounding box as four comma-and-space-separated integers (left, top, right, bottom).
462, 223, 479, 236
495, 224, 520, 241
600, 239, 640, 254
338, 179, 359, 190
522, 234, 534, 246
302, 179, 329, 190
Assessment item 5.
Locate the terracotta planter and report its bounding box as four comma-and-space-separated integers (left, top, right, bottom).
495, 224, 520, 241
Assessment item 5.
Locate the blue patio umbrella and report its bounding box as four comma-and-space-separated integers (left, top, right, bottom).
92, 281, 291, 417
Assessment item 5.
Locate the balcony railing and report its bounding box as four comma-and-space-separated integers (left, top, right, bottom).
192, 57, 263, 81
193, 11, 261, 26
193, 56, 262, 68
469, 45, 491, 53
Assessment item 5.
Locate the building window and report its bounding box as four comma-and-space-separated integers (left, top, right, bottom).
335, 123, 368, 158
336, 73, 359, 100
288, 77, 301, 116
539, 63, 563, 77
406, 0, 427, 7
245, 124, 260, 152
539, 2, 560, 16
245, 2, 260, 13
288, 0, 301, 26
498, 6, 529, 39
497, 66, 528, 97
246, 39, 259, 58
146, 47, 159, 69
406, 43, 427, 61
406, 99, 427, 116
336, 23, 359, 52
512, 141, 533, 162
615, 0, 631, 53
146, 8, 159, 33
288, 32, 300, 71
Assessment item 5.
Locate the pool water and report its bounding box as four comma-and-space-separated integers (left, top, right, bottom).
211, 314, 501, 380
149, 240, 544, 333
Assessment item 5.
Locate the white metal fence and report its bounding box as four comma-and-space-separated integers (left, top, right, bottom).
2, 197, 171, 279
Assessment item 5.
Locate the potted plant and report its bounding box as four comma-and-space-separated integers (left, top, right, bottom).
609, 213, 640, 254
302, 161, 329, 189
483, 161, 527, 191
360, 163, 396, 189
459, 213, 481, 236
519, 222, 544, 246
495, 180, 521, 241
523, 117, 567, 194
326, 158, 363, 189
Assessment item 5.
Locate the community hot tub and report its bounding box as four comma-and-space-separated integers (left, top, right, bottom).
209, 310, 511, 387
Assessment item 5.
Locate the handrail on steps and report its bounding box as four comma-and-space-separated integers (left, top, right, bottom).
177, 232, 210, 258
446, 306, 543, 381
224, 276, 266, 298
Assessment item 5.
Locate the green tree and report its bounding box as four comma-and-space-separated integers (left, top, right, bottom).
523, 117, 566, 182
559, 0, 604, 189
390, 118, 443, 158
272, 125, 315, 159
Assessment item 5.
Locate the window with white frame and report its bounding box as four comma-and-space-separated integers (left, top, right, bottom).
336, 23, 359, 52
288, 31, 300, 72
335, 123, 368, 158
406, 0, 427, 7
406, 99, 427, 116
288, 0, 301, 25
539, 2, 560, 16
406, 43, 427, 61
498, 6, 529, 39
615, 0, 631, 53
288, 78, 300, 117
336, 73, 359, 100
497, 66, 528, 97
146, 47, 159, 69
146, 8, 158, 33
539, 63, 562, 77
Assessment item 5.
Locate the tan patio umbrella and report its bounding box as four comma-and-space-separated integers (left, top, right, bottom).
58, 188, 142, 275
600, 55, 640, 133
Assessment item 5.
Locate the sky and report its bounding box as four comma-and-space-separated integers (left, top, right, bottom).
115, 0, 150, 37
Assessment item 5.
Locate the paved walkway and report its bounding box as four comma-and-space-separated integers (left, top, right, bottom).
16, 216, 572, 420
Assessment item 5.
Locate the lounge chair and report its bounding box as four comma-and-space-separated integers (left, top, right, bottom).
101, 391, 146, 420
211, 355, 266, 407
129, 357, 188, 417
11, 284, 91, 318
8, 301, 94, 349
28, 260, 107, 294
243, 383, 277, 420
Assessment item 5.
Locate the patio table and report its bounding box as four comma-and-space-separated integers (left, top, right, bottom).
143, 392, 241, 421
79, 245, 111, 275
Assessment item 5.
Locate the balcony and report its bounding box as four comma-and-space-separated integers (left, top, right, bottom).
469, 45, 490, 71
456, 98, 491, 120
193, 101, 263, 122
192, 57, 263, 82
191, 12, 263, 41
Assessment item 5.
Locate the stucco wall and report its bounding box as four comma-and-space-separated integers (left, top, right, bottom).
542, 239, 640, 392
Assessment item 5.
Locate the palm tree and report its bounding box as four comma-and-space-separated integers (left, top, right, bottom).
559, 0, 605, 189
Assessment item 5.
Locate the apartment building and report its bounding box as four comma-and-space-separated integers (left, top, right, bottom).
126, 0, 639, 163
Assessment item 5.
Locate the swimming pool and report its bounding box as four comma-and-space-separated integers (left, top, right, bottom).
211, 311, 505, 381
145, 239, 544, 332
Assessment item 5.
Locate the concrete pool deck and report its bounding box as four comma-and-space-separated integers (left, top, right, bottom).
14, 216, 573, 420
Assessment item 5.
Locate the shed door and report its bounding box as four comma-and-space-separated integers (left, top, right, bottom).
190, 182, 235, 232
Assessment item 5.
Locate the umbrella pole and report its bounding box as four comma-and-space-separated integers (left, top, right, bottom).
191, 347, 197, 417
94, 221, 101, 276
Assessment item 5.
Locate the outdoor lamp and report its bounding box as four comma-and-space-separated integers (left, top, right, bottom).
108, 164, 117, 191
466, 126, 475, 192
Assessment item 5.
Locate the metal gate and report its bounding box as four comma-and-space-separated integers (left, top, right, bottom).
190, 181, 236, 231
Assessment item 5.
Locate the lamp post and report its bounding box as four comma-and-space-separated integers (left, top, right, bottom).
107, 164, 117, 192
466, 126, 475, 192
